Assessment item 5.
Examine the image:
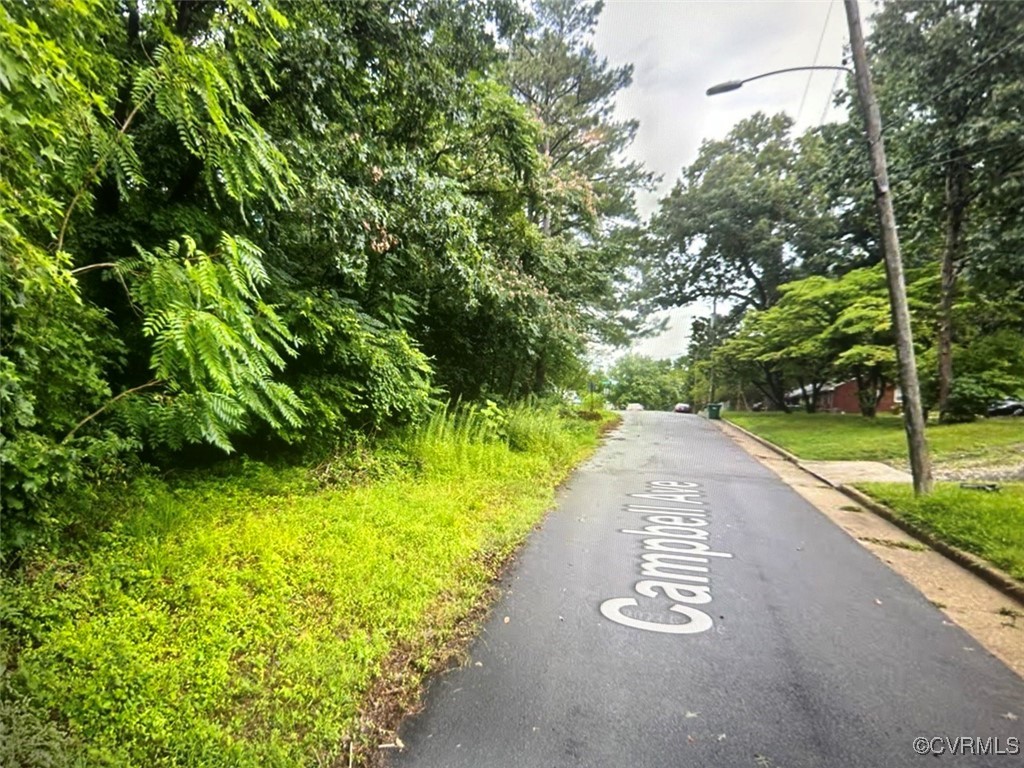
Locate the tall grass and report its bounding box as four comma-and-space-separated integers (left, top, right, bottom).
0, 404, 612, 768
411, 400, 593, 473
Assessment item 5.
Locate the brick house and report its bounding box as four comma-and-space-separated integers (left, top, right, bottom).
787, 380, 898, 413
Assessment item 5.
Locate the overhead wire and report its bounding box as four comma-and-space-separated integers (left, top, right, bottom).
837, 140, 1024, 194
881, 29, 1024, 136
797, 0, 836, 124
889, 140, 1024, 190
819, 67, 844, 126
809, 22, 1024, 133
815, 24, 1024, 176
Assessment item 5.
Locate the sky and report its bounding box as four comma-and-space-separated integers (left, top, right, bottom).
590, 0, 865, 362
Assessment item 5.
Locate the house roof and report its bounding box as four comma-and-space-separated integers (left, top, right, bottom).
785, 382, 841, 399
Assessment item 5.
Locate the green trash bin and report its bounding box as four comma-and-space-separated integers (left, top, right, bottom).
707, 403, 723, 420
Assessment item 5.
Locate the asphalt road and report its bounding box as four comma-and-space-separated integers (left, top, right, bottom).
391, 412, 1023, 768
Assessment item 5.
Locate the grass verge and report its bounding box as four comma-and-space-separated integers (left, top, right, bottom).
856, 482, 1024, 581
724, 412, 1023, 466
1, 405, 619, 768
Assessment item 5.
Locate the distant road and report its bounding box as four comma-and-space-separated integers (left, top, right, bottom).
391, 411, 1023, 768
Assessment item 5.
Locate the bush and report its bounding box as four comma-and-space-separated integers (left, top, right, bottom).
942, 374, 1006, 423
0, 672, 82, 768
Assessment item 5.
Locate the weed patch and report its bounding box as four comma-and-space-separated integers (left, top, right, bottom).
857, 536, 928, 552
1, 407, 616, 767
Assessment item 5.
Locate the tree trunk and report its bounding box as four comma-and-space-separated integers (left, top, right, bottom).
798, 378, 818, 413
937, 155, 968, 420
764, 368, 790, 413
533, 355, 547, 394
810, 381, 824, 413
855, 372, 877, 417
541, 135, 551, 236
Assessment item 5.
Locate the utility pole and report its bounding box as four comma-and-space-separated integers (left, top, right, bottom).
707, 295, 717, 406
842, 0, 933, 494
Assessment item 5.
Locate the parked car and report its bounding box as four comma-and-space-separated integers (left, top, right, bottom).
673, 403, 692, 414
625, 403, 645, 411
987, 398, 1024, 417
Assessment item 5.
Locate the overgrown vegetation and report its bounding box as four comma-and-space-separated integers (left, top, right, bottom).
2, 0, 1022, 759
0, 405, 615, 767
0, 0, 646, 553
858, 482, 1024, 581
1, 3, 637, 763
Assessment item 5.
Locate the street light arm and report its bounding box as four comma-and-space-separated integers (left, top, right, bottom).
706, 65, 852, 96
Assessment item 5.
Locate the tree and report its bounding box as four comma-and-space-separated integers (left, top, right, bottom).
1, 0, 302, 521
505, 0, 655, 359
647, 113, 832, 314
868, 0, 1024, 419
713, 267, 933, 417
604, 354, 687, 411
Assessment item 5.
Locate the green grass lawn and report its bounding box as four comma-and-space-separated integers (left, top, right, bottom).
1, 407, 617, 768
858, 482, 1024, 581
724, 411, 1023, 464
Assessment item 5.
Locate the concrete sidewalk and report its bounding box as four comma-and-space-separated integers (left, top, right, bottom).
800, 459, 912, 485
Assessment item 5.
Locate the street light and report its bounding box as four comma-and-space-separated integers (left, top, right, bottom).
706, 65, 852, 96
705, 0, 934, 495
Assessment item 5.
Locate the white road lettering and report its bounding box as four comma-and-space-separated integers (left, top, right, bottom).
636, 579, 713, 604
599, 597, 714, 634
643, 514, 709, 527
600, 480, 733, 635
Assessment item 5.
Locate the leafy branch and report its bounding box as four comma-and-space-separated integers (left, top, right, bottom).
62, 379, 162, 443
54, 88, 156, 254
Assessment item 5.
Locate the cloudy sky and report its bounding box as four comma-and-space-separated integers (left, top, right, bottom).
590, 0, 864, 361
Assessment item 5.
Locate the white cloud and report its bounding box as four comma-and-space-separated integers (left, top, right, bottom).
592, 0, 860, 358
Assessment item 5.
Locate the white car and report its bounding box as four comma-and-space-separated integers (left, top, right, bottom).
625, 403, 645, 411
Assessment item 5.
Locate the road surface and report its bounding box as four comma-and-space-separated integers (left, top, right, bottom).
391, 411, 1023, 768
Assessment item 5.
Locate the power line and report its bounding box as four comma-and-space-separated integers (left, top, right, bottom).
797, 0, 836, 123
838, 140, 1024, 193
819, 67, 844, 126
882, 29, 1024, 136
889, 140, 1024, 189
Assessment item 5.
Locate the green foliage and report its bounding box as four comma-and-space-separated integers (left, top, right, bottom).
114, 234, 304, 451
712, 267, 913, 414
647, 112, 824, 313
604, 354, 689, 411
1, 408, 605, 766
0, 673, 82, 768
282, 292, 434, 441
503, 0, 653, 347
1, 0, 655, 544
0, 0, 300, 538
657, 1, 1024, 432
941, 375, 1008, 424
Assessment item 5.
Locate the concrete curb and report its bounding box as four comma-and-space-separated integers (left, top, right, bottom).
717, 419, 1024, 607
